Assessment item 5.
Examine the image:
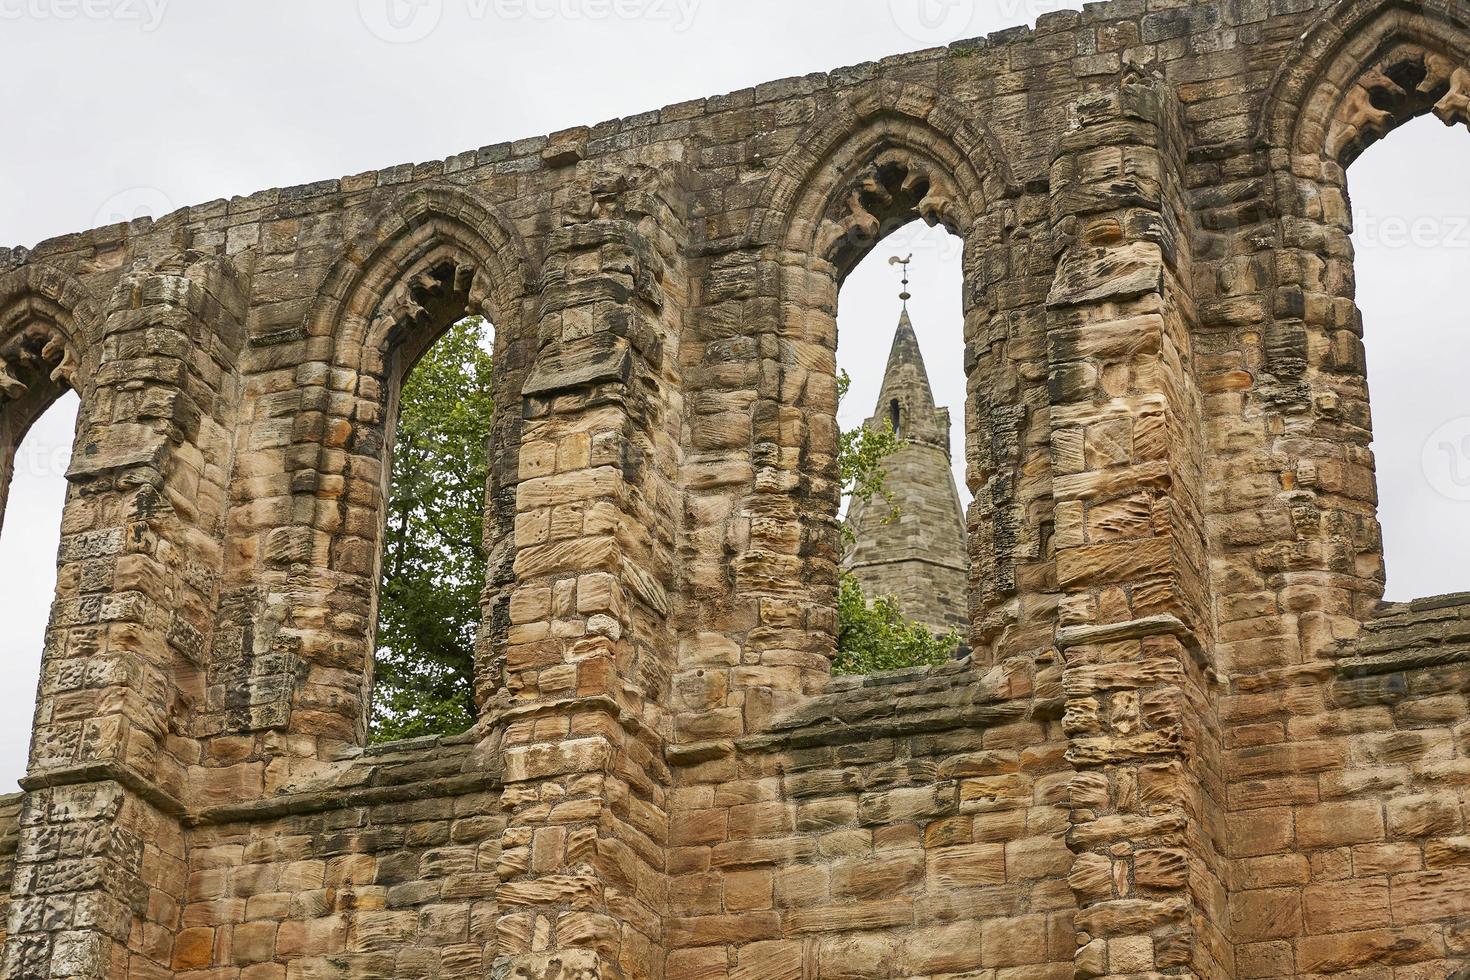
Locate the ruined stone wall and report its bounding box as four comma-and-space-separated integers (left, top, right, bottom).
0, 0, 1468, 976
666, 657, 1074, 978
151, 737, 500, 975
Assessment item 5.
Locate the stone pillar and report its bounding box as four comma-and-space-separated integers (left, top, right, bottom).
965, 205, 1060, 662
492, 169, 684, 979
5, 260, 245, 978
1045, 70, 1229, 978
669, 243, 835, 757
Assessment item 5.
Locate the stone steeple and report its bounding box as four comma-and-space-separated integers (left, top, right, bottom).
843, 306, 970, 637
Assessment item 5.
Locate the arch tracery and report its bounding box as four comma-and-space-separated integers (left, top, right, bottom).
751, 79, 1018, 274
0, 265, 96, 521
0, 264, 96, 386
812, 147, 967, 273
1260, 0, 1470, 167
0, 314, 79, 400
308, 184, 537, 377
1327, 46, 1470, 161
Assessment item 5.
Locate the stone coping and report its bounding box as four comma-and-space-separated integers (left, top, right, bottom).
1335, 592, 1470, 679
664, 656, 1061, 766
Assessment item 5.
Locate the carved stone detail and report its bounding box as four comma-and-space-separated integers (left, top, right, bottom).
1430, 54, 1470, 126
367, 258, 491, 373
814, 150, 960, 266
1328, 47, 1470, 160
0, 322, 77, 400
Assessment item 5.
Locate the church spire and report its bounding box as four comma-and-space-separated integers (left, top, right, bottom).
843, 257, 971, 638
876, 293, 941, 452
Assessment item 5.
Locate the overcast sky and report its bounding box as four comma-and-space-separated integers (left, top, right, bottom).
0, 0, 1464, 789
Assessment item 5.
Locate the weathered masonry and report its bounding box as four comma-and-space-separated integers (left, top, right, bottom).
1, 0, 1469, 975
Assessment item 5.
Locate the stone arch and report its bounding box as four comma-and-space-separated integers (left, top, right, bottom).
1259, 0, 1470, 169
0, 263, 96, 385
0, 262, 100, 323
309, 184, 538, 377
738, 82, 1021, 668
751, 79, 1018, 274
0, 265, 96, 812
1241, 0, 1470, 615
0, 264, 96, 533
253, 186, 539, 744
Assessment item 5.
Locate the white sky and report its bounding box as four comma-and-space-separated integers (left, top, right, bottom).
0, 1, 1464, 788
838, 220, 969, 510
1351, 116, 1470, 603
0, 393, 77, 792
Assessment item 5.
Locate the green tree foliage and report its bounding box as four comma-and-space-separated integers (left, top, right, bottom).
834, 371, 961, 676
837, 371, 900, 529
372, 316, 494, 743
372, 347, 956, 743
833, 573, 960, 675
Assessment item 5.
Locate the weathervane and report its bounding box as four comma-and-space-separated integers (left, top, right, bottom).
888, 253, 913, 310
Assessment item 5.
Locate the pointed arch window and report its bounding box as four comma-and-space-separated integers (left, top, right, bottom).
0, 316, 81, 790
1255, 28, 1470, 609
837, 218, 971, 668
372, 314, 497, 742
1349, 115, 1470, 599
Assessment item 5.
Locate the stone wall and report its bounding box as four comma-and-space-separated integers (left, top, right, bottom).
0, 0, 1468, 976
666, 657, 1073, 978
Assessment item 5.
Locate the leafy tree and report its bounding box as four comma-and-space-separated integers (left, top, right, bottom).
837, 371, 900, 528
833, 573, 961, 675
372, 316, 494, 743
834, 370, 962, 676
372, 347, 956, 743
